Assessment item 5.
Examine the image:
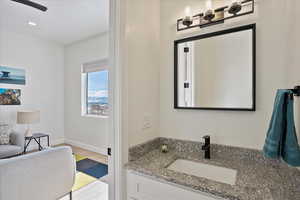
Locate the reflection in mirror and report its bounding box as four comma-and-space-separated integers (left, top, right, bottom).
175, 24, 255, 110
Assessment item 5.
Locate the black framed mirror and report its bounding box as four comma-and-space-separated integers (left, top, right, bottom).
174, 24, 256, 111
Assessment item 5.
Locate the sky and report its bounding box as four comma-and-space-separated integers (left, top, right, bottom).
0, 66, 25, 77
88, 70, 108, 97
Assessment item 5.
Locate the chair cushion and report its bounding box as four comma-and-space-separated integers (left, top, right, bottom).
0, 145, 22, 158
0, 124, 11, 145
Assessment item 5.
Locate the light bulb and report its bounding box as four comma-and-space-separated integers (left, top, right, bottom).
185, 6, 192, 18
206, 0, 213, 10
182, 6, 193, 26
204, 0, 215, 21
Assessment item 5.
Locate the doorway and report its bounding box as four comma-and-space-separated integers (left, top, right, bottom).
0, 0, 113, 199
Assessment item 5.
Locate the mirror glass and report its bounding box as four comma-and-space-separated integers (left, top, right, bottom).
175, 25, 255, 111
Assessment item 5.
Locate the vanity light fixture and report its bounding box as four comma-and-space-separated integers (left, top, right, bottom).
177, 0, 254, 31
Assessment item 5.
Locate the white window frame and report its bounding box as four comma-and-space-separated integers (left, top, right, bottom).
81, 59, 109, 118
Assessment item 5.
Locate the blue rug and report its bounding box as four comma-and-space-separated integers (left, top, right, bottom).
76, 158, 108, 179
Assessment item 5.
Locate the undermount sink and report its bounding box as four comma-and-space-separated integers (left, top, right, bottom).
167, 159, 237, 185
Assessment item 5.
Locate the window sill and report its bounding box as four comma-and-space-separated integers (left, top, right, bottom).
81, 114, 109, 119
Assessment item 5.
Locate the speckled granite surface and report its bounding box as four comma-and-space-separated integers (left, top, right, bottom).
126, 138, 300, 200
129, 137, 162, 161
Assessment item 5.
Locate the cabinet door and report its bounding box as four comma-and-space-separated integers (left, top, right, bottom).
127, 171, 220, 200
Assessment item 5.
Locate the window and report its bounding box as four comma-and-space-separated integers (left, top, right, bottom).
82, 60, 109, 117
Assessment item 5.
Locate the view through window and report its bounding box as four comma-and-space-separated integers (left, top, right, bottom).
86, 70, 109, 116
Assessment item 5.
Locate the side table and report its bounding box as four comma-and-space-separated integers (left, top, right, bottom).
24, 133, 50, 154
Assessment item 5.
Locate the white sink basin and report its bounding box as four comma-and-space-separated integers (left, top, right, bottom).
167, 159, 237, 185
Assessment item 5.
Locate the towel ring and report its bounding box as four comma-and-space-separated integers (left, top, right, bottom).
292, 86, 300, 96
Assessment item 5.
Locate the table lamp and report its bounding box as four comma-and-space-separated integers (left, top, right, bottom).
17, 110, 40, 137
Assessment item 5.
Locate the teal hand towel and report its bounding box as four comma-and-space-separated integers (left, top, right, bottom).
263, 89, 300, 166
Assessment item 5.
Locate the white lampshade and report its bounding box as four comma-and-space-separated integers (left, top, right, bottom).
17, 110, 40, 124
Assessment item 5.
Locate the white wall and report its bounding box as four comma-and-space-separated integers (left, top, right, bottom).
123, 0, 300, 150
64, 33, 109, 153
159, 0, 294, 150
125, 0, 161, 147
0, 29, 65, 145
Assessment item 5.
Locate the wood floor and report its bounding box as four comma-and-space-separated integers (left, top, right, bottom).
60, 181, 108, 200
59, 143, 108, 165
57, 144, 110, 183
58, 144, 109, 200
26, 143, 109, 199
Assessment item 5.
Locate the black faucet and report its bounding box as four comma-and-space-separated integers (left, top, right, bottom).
201, 135, 210, 159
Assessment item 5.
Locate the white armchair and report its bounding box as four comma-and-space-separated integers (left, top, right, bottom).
0, 146, 76, 200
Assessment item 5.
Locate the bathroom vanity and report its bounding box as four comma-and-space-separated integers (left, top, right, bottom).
126, 138, 300, 200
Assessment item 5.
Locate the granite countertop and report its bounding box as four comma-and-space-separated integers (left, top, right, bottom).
126, 138, 300, 200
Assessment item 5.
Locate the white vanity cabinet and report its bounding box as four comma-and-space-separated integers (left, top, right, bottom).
127, 171, 222, 200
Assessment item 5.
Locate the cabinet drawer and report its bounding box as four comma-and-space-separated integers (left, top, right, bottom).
127, 171, 222, 200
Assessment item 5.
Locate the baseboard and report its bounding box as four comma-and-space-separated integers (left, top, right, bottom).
25, 138, 107, 156
64, 139, 107, 156
25, 138, 65, 152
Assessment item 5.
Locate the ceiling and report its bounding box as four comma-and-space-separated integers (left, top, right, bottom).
0, 0, 109, 45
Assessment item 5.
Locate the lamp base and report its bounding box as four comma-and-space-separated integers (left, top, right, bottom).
25, 128, 33, 137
